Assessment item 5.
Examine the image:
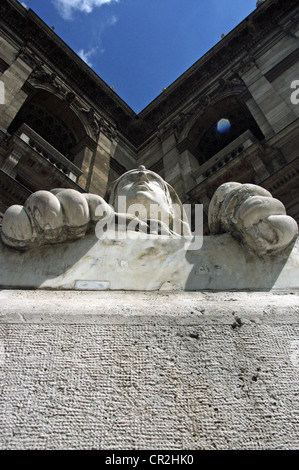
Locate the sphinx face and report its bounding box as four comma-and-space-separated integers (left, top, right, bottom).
113, 169, 172, 219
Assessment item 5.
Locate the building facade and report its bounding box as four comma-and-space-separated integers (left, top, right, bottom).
0, 0, 298, 234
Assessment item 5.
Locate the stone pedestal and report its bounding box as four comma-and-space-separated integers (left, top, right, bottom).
0, 290, 299, 450
0, 233, 298, 291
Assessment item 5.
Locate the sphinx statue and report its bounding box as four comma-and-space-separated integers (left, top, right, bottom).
1, 165, 298, 256
1, 166, 192, 250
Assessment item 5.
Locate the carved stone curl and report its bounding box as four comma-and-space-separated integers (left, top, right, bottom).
99, 118, 118, 141
157, 111, 194, 142
198, 95, 211, 108
65, 92, 76, 104
218, 77, 246, 91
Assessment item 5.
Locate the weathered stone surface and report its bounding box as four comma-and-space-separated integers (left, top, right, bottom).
2, 168, 297, 261
209, 182, 298, 256
0, 290, 299, 450
0, 231, 298, 291
1, 168, 298, 291
1, 167, 190, 250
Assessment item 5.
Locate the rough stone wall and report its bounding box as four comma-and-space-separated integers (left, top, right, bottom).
0, 290, 299, 450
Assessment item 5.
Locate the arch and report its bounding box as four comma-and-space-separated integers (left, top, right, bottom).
8, 90, 89, 160
182, 96, 264, 164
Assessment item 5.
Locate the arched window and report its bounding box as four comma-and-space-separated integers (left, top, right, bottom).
197, 106, 264, 162
8, 90, 86, 160
8, 102, 77, 157
187, 97, 265, 166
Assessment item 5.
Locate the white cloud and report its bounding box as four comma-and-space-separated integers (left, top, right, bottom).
77, 47, 97, 66
76, 14, 117, 64
108, 15, 117, 25
53, 0, 119, 20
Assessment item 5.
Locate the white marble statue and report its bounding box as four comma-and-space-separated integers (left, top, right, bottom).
1, 166, 298, 256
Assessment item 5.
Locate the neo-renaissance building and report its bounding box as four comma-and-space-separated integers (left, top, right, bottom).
0, 0, 299, 234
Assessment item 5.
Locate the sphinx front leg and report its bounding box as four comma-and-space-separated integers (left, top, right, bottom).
208, 182, 298, 256
1, 189, 112, 250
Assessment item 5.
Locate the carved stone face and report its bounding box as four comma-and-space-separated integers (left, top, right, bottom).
113, 168, 172, 218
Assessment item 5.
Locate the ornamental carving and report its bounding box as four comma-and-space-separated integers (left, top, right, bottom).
157, 111, 194, 142
79, 107, 118, 140
99, 118, 118, 141
218, 77, 246, 91
29, 66, 62, 92
79, 107, 100, 136
16, 46, 39, 69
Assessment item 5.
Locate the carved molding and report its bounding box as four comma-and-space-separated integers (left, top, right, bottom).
218, 76, 246, 91
157, 111, 194, 142
0, 169, 31, 204
15, 45, 39, 69
99, 119, 118, 141
274, 17, 299, 40
29, 66, 62, 92
78, 107, 118, 141
27, 66, 119, 142
2, 149, 22, 176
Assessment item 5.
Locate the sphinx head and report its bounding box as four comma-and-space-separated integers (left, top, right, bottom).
108, 166, 174, 219
107, 166, 191, 235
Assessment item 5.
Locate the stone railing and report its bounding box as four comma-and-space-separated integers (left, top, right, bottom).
7, 123, 82, 183
194, 130, 258, 184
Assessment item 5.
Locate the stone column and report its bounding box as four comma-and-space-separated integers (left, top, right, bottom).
0, 54, 34, 130
241, 65, 296, 136
71, 136, 97, 191
178, 148, 200, 194
87, 131, 117, 197
161, 133, 186, 200
1, 149, 22, 177
250, 151, 270, 184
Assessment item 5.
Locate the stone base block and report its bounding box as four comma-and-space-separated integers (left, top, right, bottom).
0, 290, 299, 450
0, 233, 298, 291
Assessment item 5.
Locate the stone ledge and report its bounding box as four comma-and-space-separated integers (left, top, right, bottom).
1, 233, 299, 291
0, 290, 299, 450
1, 290, 299, 450
1, 290, 298, 323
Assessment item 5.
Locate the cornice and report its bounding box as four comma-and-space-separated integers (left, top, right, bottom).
0, 0, 136, 127
136, 0, 299, 144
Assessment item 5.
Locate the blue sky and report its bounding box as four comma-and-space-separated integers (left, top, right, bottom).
19, 0, 258, 112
